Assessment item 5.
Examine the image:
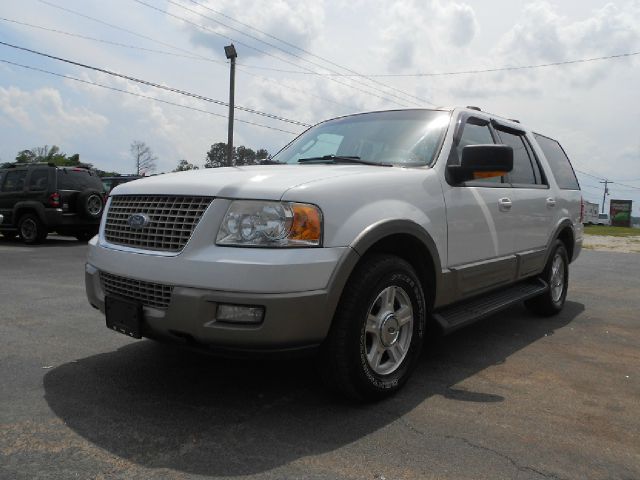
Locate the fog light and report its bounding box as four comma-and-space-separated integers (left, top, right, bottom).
216, 304, 264, 324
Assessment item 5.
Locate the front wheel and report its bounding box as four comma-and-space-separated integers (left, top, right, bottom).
19, 214, 47, 244
525, 240, 569, 316
318, 254, 426, 401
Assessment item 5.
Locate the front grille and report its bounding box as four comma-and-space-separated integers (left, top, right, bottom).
100, 271, 173, 309
104, 195, 213, 252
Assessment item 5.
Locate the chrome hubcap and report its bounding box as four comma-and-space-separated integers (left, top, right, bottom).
87, 195, 103, 215
365, 286, 413, 375
550, 254, 565, 303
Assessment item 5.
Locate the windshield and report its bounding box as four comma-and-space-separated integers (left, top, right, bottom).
272, 110, 451, 167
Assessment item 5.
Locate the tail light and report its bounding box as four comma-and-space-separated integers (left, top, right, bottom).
579, 197, 585, 223
49, 192, 61, 208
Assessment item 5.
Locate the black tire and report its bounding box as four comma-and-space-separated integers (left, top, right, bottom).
525, 240, 569, 316
18, 213, 47, 244
77, 190, 104, 219
318, 254, 427, 401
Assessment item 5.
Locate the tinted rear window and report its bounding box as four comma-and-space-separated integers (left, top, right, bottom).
534, 134, 580, 190
57, 170, 105, 191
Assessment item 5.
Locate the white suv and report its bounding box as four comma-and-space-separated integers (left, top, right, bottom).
85, 107, 583, 400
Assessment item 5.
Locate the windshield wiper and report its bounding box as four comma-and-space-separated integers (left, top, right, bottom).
298, 155, 392, 167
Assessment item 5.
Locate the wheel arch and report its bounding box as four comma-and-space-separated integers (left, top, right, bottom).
326, 220, 443, 327
13, 202, 46, 225
548, 219, 576, 263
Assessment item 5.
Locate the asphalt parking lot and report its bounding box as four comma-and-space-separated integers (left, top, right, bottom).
1, 237, 639, 480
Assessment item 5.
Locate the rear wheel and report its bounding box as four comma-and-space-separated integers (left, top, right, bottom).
525, 240, 569, 316
318, 254, 426, 401
19, 214, 47, 244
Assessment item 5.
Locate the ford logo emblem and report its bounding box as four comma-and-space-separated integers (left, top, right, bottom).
127, 213, 150, 230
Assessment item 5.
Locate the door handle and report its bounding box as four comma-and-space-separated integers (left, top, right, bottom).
498, 197, 512, 211
546, 197, 556, 208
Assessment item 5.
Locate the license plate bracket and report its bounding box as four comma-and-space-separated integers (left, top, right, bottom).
105, 296, 142, 338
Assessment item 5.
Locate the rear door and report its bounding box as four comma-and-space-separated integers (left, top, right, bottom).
492, 123, 554, 277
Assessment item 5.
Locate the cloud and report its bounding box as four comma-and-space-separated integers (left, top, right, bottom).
437, 1, 640, 101
379, 0, 478, 71
166, 0, 326, 60
0, 86, 108, 137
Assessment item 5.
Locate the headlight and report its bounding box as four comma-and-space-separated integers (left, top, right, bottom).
216, 200, 322, 247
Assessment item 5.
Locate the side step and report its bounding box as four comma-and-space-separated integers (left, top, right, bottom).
432, 278, 548, 333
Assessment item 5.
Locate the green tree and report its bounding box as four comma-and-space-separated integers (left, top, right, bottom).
12, 145, 88, 168
205, 142, 230, 168
255, 148, 269, 160
173, 159, 199, 172
205, 142, 270, 168
234, 145, 256, 166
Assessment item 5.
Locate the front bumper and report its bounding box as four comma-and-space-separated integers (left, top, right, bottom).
85, 239, 358, 352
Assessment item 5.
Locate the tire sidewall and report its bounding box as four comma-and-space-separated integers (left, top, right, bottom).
19, 214, 43, 244
78, 190, 104, 219
352, 260, 426, 396
547, 241, 569, 310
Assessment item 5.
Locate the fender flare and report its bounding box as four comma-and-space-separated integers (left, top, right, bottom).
545, 219, 575, 263
323, 219, 443, 327
13, 201, 47, 224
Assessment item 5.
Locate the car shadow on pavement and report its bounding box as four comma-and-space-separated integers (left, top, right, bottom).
43, 300, 584, 477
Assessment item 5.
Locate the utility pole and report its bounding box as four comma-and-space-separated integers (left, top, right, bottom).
224, 44, 237, 166
600, 180, 611, 214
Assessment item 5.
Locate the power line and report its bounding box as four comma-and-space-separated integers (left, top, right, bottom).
162, 0, 428, 107
0, 58, 301, 135
132, 0, 418, 109
0, 16, 221, 63
3, 14, 357, 112
575, 169, 605, 180
0, 40, 312, 127
175, 0, 437, 107
268, 51, 640, 77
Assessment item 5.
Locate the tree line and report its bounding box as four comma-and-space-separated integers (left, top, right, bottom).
1, 140, 271, 176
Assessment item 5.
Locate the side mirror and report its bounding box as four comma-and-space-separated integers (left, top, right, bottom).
447, 144, 513, 183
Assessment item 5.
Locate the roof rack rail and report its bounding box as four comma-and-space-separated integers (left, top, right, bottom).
508, 118, 521, 123
3, 162, 57, 168
466, 106, 482, 111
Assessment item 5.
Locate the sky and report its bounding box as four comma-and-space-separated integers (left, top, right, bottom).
0, 0, 638, 214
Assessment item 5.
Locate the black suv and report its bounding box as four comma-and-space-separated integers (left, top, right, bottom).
0, 163, 106, 243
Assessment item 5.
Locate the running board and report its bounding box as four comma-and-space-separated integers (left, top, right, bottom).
432, 278, 548, 333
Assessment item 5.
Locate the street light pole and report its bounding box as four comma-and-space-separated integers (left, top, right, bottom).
224, 44, 237, 166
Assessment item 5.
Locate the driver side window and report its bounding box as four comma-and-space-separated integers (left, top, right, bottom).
457, 122, 502, 184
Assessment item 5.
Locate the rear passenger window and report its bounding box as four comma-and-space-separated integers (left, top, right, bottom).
534, 134, 580, 190
57, 170, 105, 192
495, 130, 536, 185
2, 170, 27, 192
28, 169, 49, 191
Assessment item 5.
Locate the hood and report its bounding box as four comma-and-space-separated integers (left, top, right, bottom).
109, 164, 390, 199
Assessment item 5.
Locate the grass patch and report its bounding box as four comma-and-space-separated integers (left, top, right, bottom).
583, 225, 640, 237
